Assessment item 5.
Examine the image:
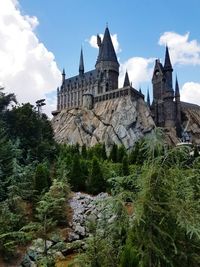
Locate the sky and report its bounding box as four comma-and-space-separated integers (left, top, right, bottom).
0, 0, 200, 116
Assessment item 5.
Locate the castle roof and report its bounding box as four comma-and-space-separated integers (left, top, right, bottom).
164, 46, 173, 71
96, 27, 119, 65
62, 69, 97, 90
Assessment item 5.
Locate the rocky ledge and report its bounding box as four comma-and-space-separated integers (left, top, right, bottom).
20, 192, 114, 266
52, 96, 154, 150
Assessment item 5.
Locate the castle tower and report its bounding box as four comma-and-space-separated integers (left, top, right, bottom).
152, 59, 165, 126
95, 27, 119, 93
175, 76, 182, 137
163, 47, 175, 128
164, 46, 173, 90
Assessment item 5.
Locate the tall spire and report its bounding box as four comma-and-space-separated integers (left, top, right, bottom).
175, 76, 180, 97
96, 27, 119, 65
164, 45, 173, 71
147, 88, 150, 107
62, 68, 65, 84
123, 70, 130, 87
79, 48, 84, 76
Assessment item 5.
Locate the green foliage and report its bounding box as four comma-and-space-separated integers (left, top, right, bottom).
109, 143, 118, 162
34, 163, 50, 195
69, 154, 86, 191
87, 157, 106, 194
4, 103, 56, 162
0, 87, 16, 113
122, 155, 129, 176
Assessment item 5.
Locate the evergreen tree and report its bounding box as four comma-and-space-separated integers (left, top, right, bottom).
81, 144, 87, 159
69, 154, 85, 191
117, 145, 127, 162
109, 144, 118, 163
88, 157, 105, 194
101, 143, 107, 160
122, 155, 129, 176
34, 163, 50, 195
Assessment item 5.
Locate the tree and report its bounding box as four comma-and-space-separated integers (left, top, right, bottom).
117, 145, 127, 163
88, 157, 105, 194
109, 144, 118, 163
69, 154, 86, 191
122, 155, 129, 176
34, 163, 50, 195
0, 87, 16, 113
121, 132, 200, 267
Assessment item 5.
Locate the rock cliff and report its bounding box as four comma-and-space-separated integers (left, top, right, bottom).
52, 96, 155, 150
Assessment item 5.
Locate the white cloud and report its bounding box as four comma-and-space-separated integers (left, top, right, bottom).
0, 0, 61, 116
181, 82, 200, 105
119, 57, 155, 88
159, 31, 200, 65
88, 33, 121, 53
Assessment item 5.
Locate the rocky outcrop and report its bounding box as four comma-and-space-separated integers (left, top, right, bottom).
20, 192, 115, 265
52, 96, 154, 150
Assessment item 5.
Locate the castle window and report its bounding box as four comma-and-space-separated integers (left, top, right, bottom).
106, 82, 109, 92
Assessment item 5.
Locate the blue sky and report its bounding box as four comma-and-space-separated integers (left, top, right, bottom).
0, 0, 200, 115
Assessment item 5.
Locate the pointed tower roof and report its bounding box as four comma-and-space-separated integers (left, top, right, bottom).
79, 48, 84, 75
123, 70, 130, 87
97, 27, 119, 64
147, 88, 150, 107
139, 87, 142, 94
62, 68, 65, 75
175, 76, 180, 97
164, 46, 173, 70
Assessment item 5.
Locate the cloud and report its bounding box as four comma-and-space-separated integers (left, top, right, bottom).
159, 31, 200, 65
181, 82, 200, 105
0, 0, 61, 116
88, 33, 121, 53
119, 57, 155, 89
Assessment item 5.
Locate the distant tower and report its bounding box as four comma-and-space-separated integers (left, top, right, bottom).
164, 46, 173, 90
152, 46, 176, 128
79, 48, 84, 76
123, 70, 130, 87
62, 68, 66, 85
152, 59, 165, 126
163, 46, 175, 128
95, 27, 119, 93
147, 88, 150, 107
175, 76, 182, 137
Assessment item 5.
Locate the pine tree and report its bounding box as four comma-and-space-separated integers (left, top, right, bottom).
88, 157, 105, 194
122, 155, 129, 176
109, 144, 118, 163
34, 163, 50, 195
69, 154, 85, 191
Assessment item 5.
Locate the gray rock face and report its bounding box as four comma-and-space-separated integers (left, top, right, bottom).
52, 96, 154, 149
68, 192, 110, 241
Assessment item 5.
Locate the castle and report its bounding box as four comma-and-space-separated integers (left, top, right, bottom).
53, 26, 200, 141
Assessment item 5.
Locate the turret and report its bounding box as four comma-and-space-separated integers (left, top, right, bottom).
164, 46, 173, 90
147, 88, 150, 107
123, 70, 130, 87
175, 76, 182, 137
62, 68, 66, 84
79, 48, 84, 76
95, 27, 119, 91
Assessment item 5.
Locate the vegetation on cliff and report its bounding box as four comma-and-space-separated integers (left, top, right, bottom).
0, 89, 200, 266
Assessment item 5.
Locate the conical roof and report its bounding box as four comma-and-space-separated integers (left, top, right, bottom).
164, 46, 173, 70
123, 70, 130, 87
175, 76, 180, 97
79, 48, 84, 74
97, 27, 119, 64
